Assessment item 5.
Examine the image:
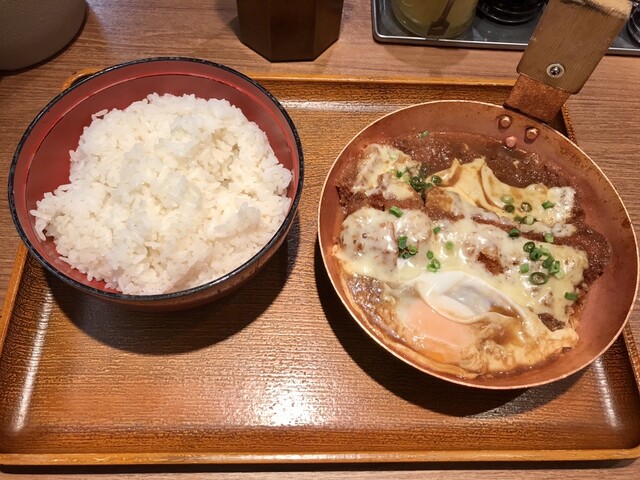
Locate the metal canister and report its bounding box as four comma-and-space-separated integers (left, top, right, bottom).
391, 0, 479, 39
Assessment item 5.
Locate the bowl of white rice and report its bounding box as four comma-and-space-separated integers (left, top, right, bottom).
9, 57, 303, 310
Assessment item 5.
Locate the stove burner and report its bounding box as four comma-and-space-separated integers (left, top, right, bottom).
478, 0, 547, 25
629, 4, 640, 45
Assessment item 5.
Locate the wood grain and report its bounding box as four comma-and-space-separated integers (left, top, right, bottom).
0, 0, 639, 478
1, 79, 639, 466
516, 0, 630, 93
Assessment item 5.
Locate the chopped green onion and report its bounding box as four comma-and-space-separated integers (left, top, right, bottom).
419, 130, 430, 138
508, 228, 521, 238
529, 272, 548, 285
400, 245, 418, 259
529, 248, 543, 261
514, 215, 524, 224
427, 258, 441, 272
539, 247, 551, 257
554, 271, 566, 280
544, 232, 555, 243
409, 176, 423, 190
398, 236, 417, 259
389, 206, 403, 218
431, 175, 442, 185
433, 226, 442, 234
395, 169, 404, 178
501, 195, 514, 204
523, 241, 536, 253
520, 202, 532, 212
524, 215, 535, 225
542, 256, 555, 269
504, 204, 515, 213
427, 250, 434, 260
548, 260, 561, 274
520, 263, 530, 274
445, 240, 454, 250
565, 292, 578, 301
542, 200, 555, 209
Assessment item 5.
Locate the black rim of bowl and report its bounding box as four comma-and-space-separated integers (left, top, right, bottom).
8, 56, 304, 303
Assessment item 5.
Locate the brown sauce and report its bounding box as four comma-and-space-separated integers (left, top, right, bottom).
336, 131, 612, 378
338, 131, 611, 290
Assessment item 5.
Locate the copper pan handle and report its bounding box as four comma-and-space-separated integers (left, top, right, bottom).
504, 0, 632, 124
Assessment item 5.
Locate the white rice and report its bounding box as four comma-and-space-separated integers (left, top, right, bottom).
30, 93, 293, 295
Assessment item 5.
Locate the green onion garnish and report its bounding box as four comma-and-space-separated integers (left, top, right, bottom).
398, 236, 418, 259
400, 246, 418, 259
565, 292, 578, 301
427, 250, 434, 259
544, 232, 555, 243
524, 215, 535, 225
523, 241, 536, 253
427, 258, 442, 272
431, 175, 442, 185
433, 226, 442, 234
548, 260, 561, 274
427, 258, 441, 272
542, 256, 555, 269
508, 228, 521, 238
504, 204, 515, 213
529, 248, 543, 261
542, 200, 556, 209
445, 240, 454, 250
554, 271, 566, 280
389, 206, 403, 218
520, 202, 532, 212
501, 195, 514, 204
514, 215, 524, 224
520, 263, 530, 274
419, 130, 430, 138
539, 247, 551, 257
529, 272, 548, 285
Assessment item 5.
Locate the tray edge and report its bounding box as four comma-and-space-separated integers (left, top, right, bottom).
1, 75, 639, 466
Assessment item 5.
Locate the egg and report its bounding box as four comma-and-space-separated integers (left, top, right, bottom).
336, 143, 590, 378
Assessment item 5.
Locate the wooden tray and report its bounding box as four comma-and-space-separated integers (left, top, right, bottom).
1, 77, 639, 466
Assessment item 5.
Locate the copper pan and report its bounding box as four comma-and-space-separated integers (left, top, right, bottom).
318, 0, 639, 389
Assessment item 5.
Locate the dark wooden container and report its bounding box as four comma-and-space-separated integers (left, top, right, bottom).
236, 0, 344, 61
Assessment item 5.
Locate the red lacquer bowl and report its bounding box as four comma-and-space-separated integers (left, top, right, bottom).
9, 57, 303, 311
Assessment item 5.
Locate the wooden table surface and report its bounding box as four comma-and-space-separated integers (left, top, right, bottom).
1, 0, 639, 478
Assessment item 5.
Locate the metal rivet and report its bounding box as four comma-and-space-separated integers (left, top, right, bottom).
505, 136, 517, 148
498, 115, 512, 128
525, 127, 540, 141
546, 63, 565, 78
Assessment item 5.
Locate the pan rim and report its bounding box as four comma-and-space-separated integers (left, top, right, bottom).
318, 99, 639, 390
